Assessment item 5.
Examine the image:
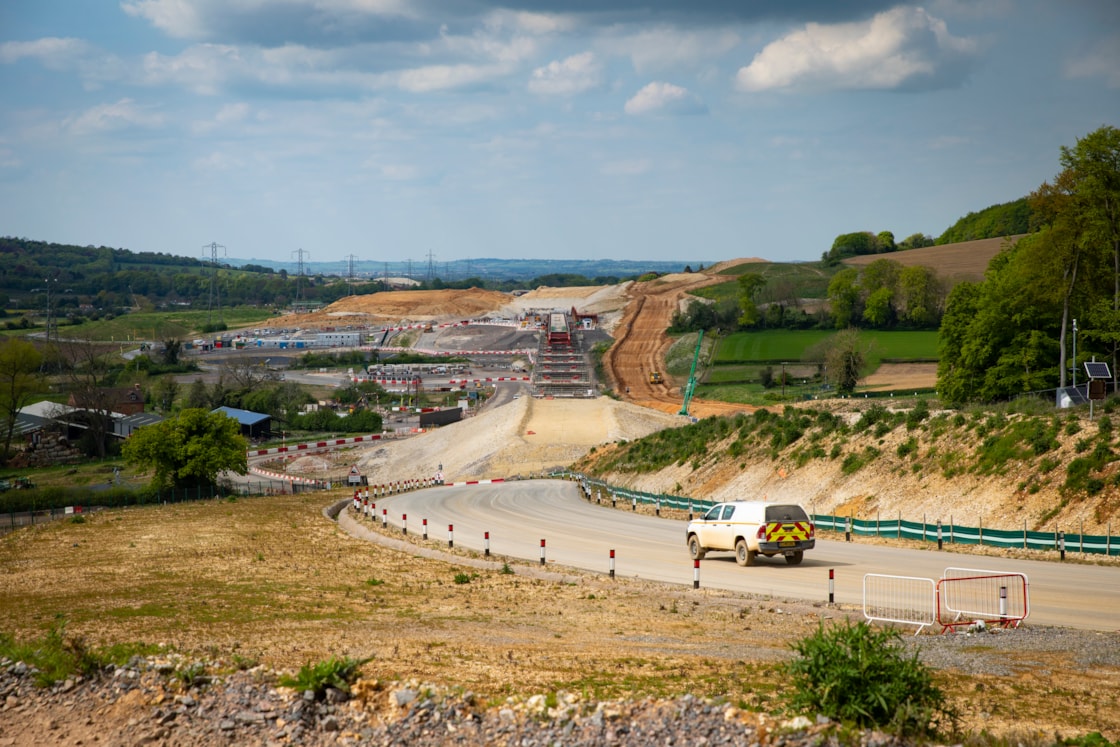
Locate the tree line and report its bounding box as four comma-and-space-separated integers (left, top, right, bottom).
938, 125, 1120, 405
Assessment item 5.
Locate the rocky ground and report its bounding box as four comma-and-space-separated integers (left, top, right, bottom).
4, 621, 1119, 747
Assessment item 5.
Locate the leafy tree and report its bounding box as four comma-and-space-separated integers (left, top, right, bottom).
863, 286, 896, 328
161, 339, 182, 367
58, 337, 120, 458
898, 233, 934, 251
938, 281, 982, 405
937, 234, 1063, 404
825, 231, 878, 263
185, 378, 209, 409
876, 231, 897, 253
826, 268, 861, 329
148, 377, 179, 414
122, 408, 247, 490
1059, 125, 1120, 394
898, 265, 943, 327
936, 127, 1120, 404
821, 328, 867, 396
736, 273, 766, 327
0, 338, 43, 458
937, 197, 1032, 243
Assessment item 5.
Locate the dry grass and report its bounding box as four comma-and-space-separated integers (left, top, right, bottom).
2, 490, 1118, 740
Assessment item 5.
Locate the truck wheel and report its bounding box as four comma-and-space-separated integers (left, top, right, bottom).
735, 539, 756, 567
785, 551, 804, 565
687, 535, 706, 561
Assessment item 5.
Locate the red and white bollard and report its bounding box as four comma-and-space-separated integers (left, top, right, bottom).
540, 539, 546, 565
828, 568, 835, 605
693, 559, 700, 589
448, 524, 454, 548
422, 518, 428, 540
609, 549, 615, 579
402, 513, 407, 535
484, 531, 490, 557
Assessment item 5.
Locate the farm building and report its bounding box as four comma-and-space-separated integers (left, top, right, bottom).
212, 406, 271, 440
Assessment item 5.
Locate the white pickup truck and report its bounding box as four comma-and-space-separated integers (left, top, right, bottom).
686, 501, 815, 566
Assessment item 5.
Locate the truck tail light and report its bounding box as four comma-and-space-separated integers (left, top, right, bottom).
808, 523, 815, 539
757, 524, 768, 541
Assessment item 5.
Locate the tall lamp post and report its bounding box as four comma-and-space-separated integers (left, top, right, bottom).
1072, 318, 1078, 391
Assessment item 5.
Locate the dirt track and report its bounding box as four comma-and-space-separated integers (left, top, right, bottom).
602, 271, 756, 418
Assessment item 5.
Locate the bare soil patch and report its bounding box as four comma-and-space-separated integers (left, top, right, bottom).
861, 362, 938, 392
603, 271, 757, 419
269, 287, 513, 328
842, 236, 1024, 284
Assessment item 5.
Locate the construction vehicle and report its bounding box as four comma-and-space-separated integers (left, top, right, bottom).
679, 330, 704, 417
649, 371, 663, 384
0, 477, 35, 492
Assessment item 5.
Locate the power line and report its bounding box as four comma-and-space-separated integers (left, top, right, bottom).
292, 247, 309, 306
346, 254, 359, 295
201, 242, 227, 326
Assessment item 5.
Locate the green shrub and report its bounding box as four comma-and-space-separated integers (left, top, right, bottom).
781, 621, 953, 737
0, 616, 122, 687
278, 655, 371, 699
896, 438, 918, 459
453, 572, 472, 585
853, 405, 889, 433
841, 447, 880, 475
905, 400, 930, 430
1064, 443, 1116, 494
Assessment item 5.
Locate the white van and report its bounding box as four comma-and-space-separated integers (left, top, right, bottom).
686, 501, 815, 566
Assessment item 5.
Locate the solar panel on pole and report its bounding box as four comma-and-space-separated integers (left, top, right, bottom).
1084, 361, 1111, 380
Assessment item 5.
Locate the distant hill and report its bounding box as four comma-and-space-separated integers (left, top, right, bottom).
841, 235, 1024, 284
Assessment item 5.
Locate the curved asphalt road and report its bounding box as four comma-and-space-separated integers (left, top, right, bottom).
368, 480, 1119, 633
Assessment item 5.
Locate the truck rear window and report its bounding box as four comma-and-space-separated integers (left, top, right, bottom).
764, 505, 809, 523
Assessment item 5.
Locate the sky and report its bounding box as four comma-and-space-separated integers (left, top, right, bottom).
1, 1, 1118, 268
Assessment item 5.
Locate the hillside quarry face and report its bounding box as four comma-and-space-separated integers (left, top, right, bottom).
574, 404, 1120, 536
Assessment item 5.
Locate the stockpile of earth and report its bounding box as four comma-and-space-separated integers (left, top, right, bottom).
358, 395, 685, 484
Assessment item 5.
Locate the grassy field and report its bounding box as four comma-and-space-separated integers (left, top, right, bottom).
714, 330, 939, 364
692, 261, 836, 304
50, 308, 276, 343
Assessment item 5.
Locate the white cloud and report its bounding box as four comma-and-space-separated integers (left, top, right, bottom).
528, 52, 601, 96
0, 37, 92, 67
121, 0, 416, 40
191, 102, 252, 134
396, 62, 509, 92
1065, 33, 1120, 89
624, 81, 707, 116
137, 44, 244, 95
485, 9, 576, 36
735, 6, 977, 92
121, 0, 210, 39
608, 27, 741, 74
65, 99, 166, 134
